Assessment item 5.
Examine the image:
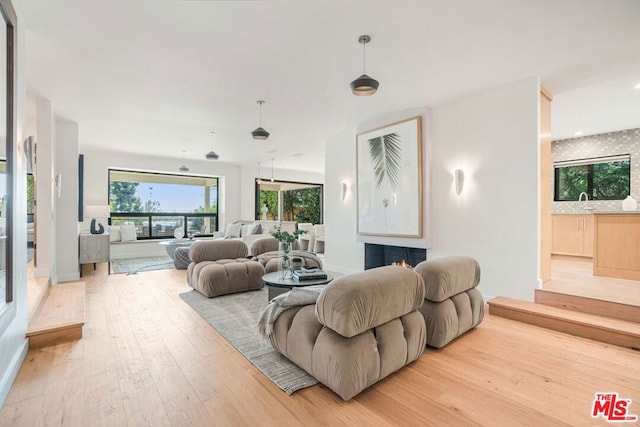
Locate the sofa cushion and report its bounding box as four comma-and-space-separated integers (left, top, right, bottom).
414, 256, 480, 303
109, 225, 121, 242
188, 240, 248, 263
224, 223, 242, 238
246, 222, 262, 235
315, 266, 425, 338
120, 224, 137, 242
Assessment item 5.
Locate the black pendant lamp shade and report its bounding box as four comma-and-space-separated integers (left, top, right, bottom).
350, 73, 379, 96
350, 35, 379, 96
252, 100, 270, 140
251, 126, 270, 140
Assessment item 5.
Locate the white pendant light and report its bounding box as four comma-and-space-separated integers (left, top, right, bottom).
350, 35, 380, 96
251, 100, 270, 140
256, 162, 263, 184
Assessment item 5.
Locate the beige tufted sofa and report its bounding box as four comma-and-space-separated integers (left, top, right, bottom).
268, 266, 426, 400
414, 256, 484, 348
187, 240, 265, 297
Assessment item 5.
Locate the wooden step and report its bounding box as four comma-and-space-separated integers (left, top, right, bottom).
26, 281, 85, 348
535, 289, 640, 323
488, 296, 640, 350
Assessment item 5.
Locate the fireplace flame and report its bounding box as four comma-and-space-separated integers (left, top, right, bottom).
391, 260, 413, 269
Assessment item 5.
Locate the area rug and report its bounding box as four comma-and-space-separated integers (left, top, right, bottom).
179, 288, 319, 395
112, 256, 174, 275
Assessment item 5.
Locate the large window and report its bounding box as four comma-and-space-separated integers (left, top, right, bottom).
554, 155, 630, 201
109, 170, 219, 239
255, 179, 323, 224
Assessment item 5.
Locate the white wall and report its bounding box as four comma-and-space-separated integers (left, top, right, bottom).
34, 97, 54, 278
238, 164, 324, 223
428, 77, 540, 301
324, 129, 364, 274
54, 120, 79, 282
324, 77, 541, 301
0, 9, 29, 408
80, 147, 243, 233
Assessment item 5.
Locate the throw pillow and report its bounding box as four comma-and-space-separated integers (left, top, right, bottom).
120, 224, 137, 242
224, 223, 242, 238
246, 223, 262, 235
109, 225, 121, 242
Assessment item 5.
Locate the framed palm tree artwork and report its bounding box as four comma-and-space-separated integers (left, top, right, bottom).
356, 116, 423, 237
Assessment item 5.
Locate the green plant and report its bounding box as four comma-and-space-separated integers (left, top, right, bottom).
368, 132, 402, 190
292, 257, 302, 263
271, 225, 307, 244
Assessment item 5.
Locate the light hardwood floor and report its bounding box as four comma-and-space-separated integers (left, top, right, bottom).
545, 257, 640, 306
2, 265, 639, 426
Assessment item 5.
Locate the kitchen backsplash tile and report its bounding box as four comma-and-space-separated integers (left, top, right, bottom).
552, 128, 640, 213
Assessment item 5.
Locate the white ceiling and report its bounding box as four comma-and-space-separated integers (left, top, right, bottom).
17, 0, 640, 172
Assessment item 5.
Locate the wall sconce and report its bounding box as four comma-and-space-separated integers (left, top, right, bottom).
54, 173, 62, 198
454, 169, 464, 195
341, 181, 348, 201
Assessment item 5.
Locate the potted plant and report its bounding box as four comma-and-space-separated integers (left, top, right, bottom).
271, 225, 307, 278
291, 256, 304, 271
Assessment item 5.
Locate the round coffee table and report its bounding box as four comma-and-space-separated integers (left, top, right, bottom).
159, 239, 194, 260
262, 271, 333, 300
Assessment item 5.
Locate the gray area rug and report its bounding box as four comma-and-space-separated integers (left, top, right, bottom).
112, 256, 174, 275
179, 288, 319, 395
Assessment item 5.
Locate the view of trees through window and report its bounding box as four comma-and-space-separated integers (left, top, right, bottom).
257, 180, 323, 224
109, 170, 219, 239
554, 156, 630, 201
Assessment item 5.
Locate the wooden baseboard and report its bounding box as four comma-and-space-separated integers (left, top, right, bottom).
488, 296, 640, 350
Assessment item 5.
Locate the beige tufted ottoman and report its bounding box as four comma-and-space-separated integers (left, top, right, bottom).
414, 256, 484, 348
187, 240, 265, 298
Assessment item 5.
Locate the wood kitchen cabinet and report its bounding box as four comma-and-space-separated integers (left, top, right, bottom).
551, 214, 594, 257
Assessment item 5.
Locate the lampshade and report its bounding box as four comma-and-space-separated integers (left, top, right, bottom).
251, 126, 270, 140
85, 205, 110, 218
350, 74, 379, 96
179, 164, 190, 172
205, 151, 219, 160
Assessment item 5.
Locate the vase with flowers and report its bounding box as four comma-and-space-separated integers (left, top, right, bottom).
271, 225, 307, 278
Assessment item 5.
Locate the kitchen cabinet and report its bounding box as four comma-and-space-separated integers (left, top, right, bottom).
551, 214, 593, 257
593, 214, 640, 280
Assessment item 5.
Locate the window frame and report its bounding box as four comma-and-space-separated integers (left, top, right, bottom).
108, 169, 219, 240
553, 155, 631, 202
254, 178, 324, 224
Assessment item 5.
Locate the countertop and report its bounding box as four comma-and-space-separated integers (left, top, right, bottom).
552, 211, 640, 215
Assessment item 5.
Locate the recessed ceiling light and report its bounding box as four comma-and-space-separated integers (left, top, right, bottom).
574, 131, 584, 136
209, 131, 216, 136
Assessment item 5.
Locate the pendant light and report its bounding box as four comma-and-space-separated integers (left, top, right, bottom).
205, 131, 219, 160
179, 150, 189, 172
251, 100, 270, 140
256, 162, 263, 184
350, 35, 379, 96
270, 158, 275, 182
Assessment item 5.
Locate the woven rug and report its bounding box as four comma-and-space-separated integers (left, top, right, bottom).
179, 288, 319, 395
112, 256, 174, 275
